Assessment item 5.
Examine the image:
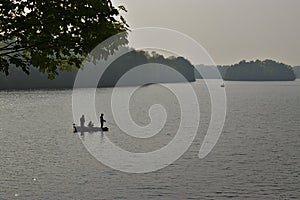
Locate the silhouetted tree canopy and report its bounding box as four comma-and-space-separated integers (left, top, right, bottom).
0, 0, 128, 79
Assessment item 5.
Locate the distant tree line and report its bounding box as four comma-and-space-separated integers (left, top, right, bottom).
195, 59, 296, 81
0, 49, 195, 89
293, 66, 300, 79
100, 49, 195, 87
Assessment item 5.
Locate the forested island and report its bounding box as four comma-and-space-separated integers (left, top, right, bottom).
0, 49, 195, 89
195, 59, 296, 81
99, 49, 195, 87
293, 66, 300, 79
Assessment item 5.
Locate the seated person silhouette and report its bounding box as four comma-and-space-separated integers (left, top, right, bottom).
88, 121, 94, 128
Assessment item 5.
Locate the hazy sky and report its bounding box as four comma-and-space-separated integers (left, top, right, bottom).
112, 0, 300, 66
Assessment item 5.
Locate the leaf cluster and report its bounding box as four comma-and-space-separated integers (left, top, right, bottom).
0, 0, 128, 79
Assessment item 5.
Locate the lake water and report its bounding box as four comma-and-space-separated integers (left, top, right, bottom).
0, 80, 299, 199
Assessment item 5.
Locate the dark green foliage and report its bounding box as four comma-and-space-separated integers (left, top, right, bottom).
0, 0, 128, 79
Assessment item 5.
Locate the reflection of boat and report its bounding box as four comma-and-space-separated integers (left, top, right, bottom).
73, 124, 109, 133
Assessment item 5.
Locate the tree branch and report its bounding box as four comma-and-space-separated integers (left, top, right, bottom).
0, 48, 29, 56
0, 40, 19, 51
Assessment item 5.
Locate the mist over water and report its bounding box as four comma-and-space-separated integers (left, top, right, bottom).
0, 80, 299, 199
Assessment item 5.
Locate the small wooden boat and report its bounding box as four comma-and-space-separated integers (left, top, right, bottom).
73, 124, 109, 133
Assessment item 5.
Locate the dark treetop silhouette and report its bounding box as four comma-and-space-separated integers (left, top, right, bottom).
0, 0, 128, 79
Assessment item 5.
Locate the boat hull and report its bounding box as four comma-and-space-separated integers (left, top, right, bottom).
73, 126, 109, 133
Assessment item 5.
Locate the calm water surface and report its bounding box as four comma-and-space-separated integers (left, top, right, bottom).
0, 80, 299, 199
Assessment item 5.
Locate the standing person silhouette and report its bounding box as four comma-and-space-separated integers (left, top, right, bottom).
100, 113, 106, 129
80, 115, 85, 127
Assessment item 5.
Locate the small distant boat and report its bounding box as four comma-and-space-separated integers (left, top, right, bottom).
73, 124, 109, 133
220, 83, 225, 87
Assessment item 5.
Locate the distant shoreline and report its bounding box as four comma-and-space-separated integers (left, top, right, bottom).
1, 58, 299, 90
1, 79, 299, 92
